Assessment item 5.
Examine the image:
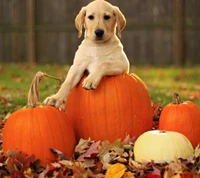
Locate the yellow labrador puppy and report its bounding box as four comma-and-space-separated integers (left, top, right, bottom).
44, 0, 130, 108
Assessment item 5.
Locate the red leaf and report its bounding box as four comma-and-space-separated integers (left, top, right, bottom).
151, 102, 162, 120
11, 172, 26, 178
146, 173, 162, 178
5, 150, 36, 174
77, 141, 100, 161
181, 173, 193, 178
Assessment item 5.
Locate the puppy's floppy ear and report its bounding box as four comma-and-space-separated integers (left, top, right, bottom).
75, 7, 86, 38
113, 6, 126, 38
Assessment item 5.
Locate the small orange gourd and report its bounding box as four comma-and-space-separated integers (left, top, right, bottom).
66, 73, 153, 142
159, 93, 200, 148
3, 72, 76, 165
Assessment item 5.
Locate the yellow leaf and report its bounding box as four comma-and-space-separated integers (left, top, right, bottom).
164, 171, 181, 178
105, 163, 127, 178
122, 171, 135, 178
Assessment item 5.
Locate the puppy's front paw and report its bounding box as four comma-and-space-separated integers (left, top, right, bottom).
43, 95, 66, 109
82, 75, 100, 90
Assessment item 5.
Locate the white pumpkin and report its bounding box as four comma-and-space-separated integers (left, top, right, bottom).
134, 130, 194, 163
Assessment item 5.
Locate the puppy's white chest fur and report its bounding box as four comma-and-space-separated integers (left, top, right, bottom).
77, 44, 112, 73
87, 58, 99, 73
85, 50, 105, 73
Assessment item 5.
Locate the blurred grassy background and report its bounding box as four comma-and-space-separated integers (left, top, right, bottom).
0, 64, 200, 119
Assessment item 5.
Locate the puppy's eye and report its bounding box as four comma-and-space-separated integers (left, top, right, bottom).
88, 15, 94, 20
104, 15, 110, 20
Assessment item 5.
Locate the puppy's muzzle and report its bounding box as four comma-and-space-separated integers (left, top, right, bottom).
95, 29, 104, 38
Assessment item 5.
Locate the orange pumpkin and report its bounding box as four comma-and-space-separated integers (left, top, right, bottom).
159, 93, 200, 148
3, 72, 76, 165
66, 73, 153, 142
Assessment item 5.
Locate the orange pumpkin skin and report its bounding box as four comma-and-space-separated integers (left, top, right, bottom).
66, 73, 152, 142
159, 100, 200, 148
3, 105, 76, 165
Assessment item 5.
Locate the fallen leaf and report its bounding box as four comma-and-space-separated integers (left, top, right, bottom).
123, 135, 136, 145
75, 138, 93, 157
152, 102, 162, 121
128, 158, 147, 170
122, 171, 135, 178
180, 172, 193, 178
77, 141, 100, 162
50, 148, 70, 161
105, 163, 127, 178
164, 161, 190, 178
146, 173, 162, 178
5, 150, 36, 175
72, 163, 89, 178
187, 91, 200, 100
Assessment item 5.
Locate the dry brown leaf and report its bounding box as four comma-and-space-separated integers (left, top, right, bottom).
75, 138, 93, 155
164, 161, 187, 178
105, 163, 127, 178
129, 158, 147, 170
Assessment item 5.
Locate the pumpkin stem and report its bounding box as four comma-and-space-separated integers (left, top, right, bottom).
27, 71, 62, 107
172, 92, 183, 104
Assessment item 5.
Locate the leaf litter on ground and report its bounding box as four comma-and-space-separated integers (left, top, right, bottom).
0, 134, 199, 178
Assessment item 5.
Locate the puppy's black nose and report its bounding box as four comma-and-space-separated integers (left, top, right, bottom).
95, 29, 104, 38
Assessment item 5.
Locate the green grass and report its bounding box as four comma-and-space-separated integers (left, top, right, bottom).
0, 64, 200, 119
133, 66, 200, 105
0, 64, 69, 118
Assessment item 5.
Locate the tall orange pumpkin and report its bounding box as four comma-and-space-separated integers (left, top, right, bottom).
159, 93, 200, 148
3, 72, 76, 165
66, 73, 153, 142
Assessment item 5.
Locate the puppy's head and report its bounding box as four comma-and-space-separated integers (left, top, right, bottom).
75, 0, 126, 42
